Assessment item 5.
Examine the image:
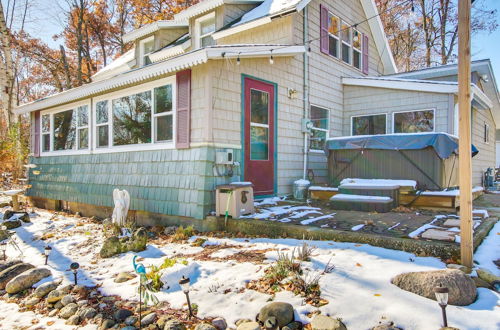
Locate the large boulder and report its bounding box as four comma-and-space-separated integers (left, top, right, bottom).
2, 219, 21, 229
34, 280, 61, 298
46, 289, 64, 303
0, 263, 34, 289
310, 315, 347, 330
0, 260, 22, 273
99, 229, 147, 258
257, 302, 294, 329
391, 269, 476, 306
59, 303, 79, 319
3, 211, 30, 223
100, 236, 123, 258
5, 267, 51, 294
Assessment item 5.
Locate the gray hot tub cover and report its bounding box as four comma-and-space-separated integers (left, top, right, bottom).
325, 132, 478, 159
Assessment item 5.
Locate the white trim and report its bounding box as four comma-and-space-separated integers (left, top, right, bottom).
174, 0, 263, 22
195, 12, 216, 49
309, 104, 330, 151
190, 142, 242, 149
139, 36, 155, 67
122, 20, 188, 43
149, 38, 191, 63
350, 112, 388, 136
391, 108, 436, 134
212, 16, 272, 40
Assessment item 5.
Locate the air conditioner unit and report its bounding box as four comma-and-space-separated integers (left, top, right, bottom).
215, 149, 234, 165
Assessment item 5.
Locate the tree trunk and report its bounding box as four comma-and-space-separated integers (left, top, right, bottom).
0, 1, 16, 127
60, 45, 73, 89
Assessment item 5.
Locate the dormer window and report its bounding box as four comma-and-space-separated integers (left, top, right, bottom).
196, 12, 216, 48
139, 36, 155, 66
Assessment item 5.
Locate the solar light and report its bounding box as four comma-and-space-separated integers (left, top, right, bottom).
70, 262, 80, 285
44, 246, 52, 265
434, 284, 449, 327
178, 276, 193, 317
0, 242, 6, 261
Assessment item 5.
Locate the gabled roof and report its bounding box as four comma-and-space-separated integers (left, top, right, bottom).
122, 20, 188, 43
14, 44, 305, 115
92, 49, 136, 82
149, 34, 192, 63
212, 0, 397, 74
174, 0, 264, 21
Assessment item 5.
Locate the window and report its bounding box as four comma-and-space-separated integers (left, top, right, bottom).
250, 89, 270, 160
484, 123, 490, 143
94, 79, 175, 150
139, 37, 154, 66
352, 114, 386, 136
40, 104, 90, 153
197, 13, 216, 48
327, 13, 340, 58
310, 106, 329, 151
393, 109, 434, 133
340, 20, 351, 64
352, 28, 362, 70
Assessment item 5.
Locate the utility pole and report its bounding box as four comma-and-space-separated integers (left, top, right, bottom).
458, 0, 473, 268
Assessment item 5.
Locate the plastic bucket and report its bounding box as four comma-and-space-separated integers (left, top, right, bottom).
293, 179, 311, 200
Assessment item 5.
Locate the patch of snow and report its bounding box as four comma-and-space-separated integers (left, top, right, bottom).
230, 181, 253, 185
309, 186, 339, 191
473, 209, 489, 218
330, 194, 391, 201
340, 178, 417, 188
294, 179, 310, 185
247, 205, 320, 220
351, 224, 365, 231
254, 196, 286, 206
300, 213, 335, 225
474, 220, 500, 276
210, 248, 240, 258
388, 222, 400, 230
235, 0, 302, 26
290, 210, 323, 219
408, 216, 441, 238
420, 186, 484, 196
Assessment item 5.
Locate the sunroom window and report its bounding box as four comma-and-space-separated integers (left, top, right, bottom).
310, 106, 329, 151
154, 85, 173, 142
352, 114, 386, 136
393, 110, 434, 133
96, 100, 109, 148
112, 91, 152, 146
41, 114, 50, 152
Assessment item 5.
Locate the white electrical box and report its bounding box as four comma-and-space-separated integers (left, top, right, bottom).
215, 149, 234, 165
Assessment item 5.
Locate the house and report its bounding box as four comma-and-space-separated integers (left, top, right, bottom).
14, 0, 499, 221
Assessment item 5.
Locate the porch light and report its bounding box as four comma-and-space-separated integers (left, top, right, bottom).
44, 245, 52, 265
269, 50, 274, 65
236, 53, 241, 65
70, 262, 80, 285
0, 242, 6, 260
179, 275, 193, 317
434, 284, 449, 327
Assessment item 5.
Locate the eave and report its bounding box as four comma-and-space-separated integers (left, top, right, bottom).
122, 21, 188, 43
174, 0, 263, 22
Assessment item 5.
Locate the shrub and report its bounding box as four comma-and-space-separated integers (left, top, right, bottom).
295, 241, 316, 262
191, 237, 207, 247
172, 225, 195, 242
266, 250, 301, 283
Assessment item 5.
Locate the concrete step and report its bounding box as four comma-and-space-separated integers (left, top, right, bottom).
330, 194, 394, 213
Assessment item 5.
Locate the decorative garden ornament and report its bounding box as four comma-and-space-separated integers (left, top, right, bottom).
112, 189, 130, 226
133, 255, 159, 327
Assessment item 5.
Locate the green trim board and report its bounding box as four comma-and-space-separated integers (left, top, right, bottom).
240, 73, 279, 198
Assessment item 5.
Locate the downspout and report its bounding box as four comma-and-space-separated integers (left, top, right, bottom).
302, 5, 310, 180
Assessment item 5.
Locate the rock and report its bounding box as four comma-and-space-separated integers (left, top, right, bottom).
0, 263, 34, 289
54, 301, 63, 309
100, 319, 115, 330
125, 315, 138, 325
195, 324, 217, 330
236, 321, 260, 330
164, 319, 187, 330
61, 294, 76, 306
114, 272, 136, 283
446, 264, 471, 274
0, 260, 22, 273
164, 226, 177, 235
141, 313, 157, 326
472, 276, 493, 289
122, 327, 137, 330
391, 269, 477, 306
5, 267, 51, 294
114, 308, 133, 321
100, 236, 123, 258
66, 315, 80, 325
24, 297, 40, 307
59, 284, 73, 294
372, 321, 402, 330
46, 289, 64, 303
34, 280, 60, 298
476, 268, 500, 285
2, 219, 21, 229
48, 309, 59, 317
283, 321, 303, 330
77, 299, 88, 306
310, 315, 347, 330
212, 317, 227, 330
78, 306, 97, 320
59, 303, 78, 319
157, 316, 172, 328
235, 319, 253, 326
257, 302, 294, 328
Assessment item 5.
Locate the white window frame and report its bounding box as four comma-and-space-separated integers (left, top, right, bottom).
309, 104, 330, 153
95, 100, 110, 149
391, 109, 436, 134
92, 76, 176, 154
195, 12, 216, 49
340, 19, 351, 65
327, 12, 340, 59
139, 36, 155, 67
40, 100, 91, 156
350, 113, 388, 136
76, 105, 90, 150
249, 88, 270, 161
484, 122, 490, 144
352, 27, 362, 71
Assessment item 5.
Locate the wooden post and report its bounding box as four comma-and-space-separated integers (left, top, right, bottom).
458, 0, 473, 268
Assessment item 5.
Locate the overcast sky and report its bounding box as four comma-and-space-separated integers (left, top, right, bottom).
3, 0, 500, 79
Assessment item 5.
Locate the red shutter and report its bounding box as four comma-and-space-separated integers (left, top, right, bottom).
33, 111, 41, 157
176, 69, 191, 149
362, 34, 369, 74
320, 5, 329, 54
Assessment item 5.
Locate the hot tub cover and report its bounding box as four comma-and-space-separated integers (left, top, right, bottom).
325, 132, 478, 159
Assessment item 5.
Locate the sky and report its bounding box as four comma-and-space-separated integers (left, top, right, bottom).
2, 0, 500, 79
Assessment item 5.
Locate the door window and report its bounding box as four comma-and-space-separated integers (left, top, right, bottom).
250, 89, 270, 160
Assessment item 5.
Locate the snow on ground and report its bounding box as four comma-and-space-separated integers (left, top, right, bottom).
474, 220, 500, 276
0, 208, 499, 330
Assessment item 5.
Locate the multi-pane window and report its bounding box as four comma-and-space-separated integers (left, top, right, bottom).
352, 28, 362, 70
340, 21, 351, 64
327, 13, 340, 58
393, 110, 434, 133
140, 37, 154, 66
112, 91, 152, 146
310, 106, 329, 151
154, 85, 173, 142
41, 104, 89, 152
198, 13, 216, 48
96, 100, 109, 148
352, 114, 386, 136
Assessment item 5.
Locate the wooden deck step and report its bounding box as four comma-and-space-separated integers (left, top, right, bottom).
330, 194, 394, 213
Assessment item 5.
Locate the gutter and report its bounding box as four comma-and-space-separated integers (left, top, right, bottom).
302, 6, 309, 180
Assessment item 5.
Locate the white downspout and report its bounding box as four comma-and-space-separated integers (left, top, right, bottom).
302, 5, 310, 180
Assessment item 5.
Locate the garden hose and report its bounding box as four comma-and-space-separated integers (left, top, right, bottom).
224, 190, 233, 228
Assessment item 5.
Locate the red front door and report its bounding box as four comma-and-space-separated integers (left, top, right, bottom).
244, 77, 275, 196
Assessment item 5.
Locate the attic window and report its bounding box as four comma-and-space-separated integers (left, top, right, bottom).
197, 12, 216, 48
140, 36, 155, 66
